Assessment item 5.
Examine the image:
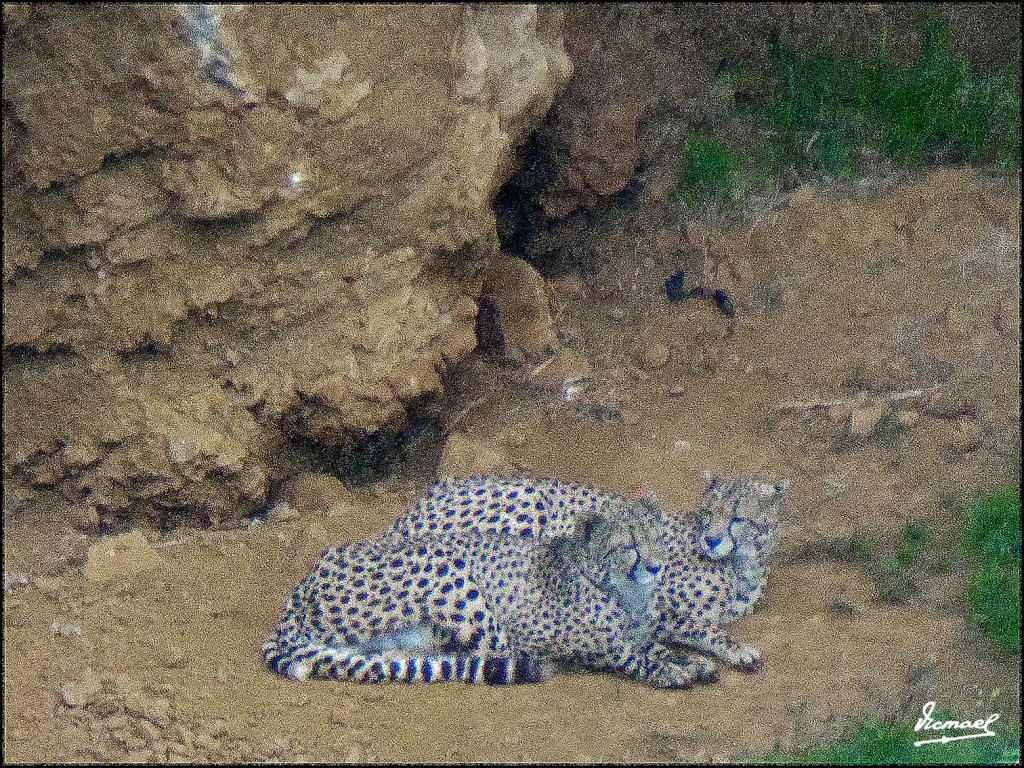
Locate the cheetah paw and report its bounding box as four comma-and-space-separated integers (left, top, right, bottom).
728, 645, 763, 672
689, 655, 720, 682
514, 654, 552, 684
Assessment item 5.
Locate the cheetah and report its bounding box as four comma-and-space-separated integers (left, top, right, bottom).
387, 471, 788, 683
262, 498, 697, 687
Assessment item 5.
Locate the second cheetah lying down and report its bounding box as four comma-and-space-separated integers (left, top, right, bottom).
387, 472, 788, 685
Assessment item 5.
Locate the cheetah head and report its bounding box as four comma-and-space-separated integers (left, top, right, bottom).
697, 472, 789, 561
575, 496, 669, 616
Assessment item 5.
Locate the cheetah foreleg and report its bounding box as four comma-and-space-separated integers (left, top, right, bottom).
671, 624, 762, 671
662, 650, 718, 682
604, 642, 715, 689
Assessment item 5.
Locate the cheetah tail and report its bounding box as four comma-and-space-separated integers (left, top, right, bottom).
262, 641, 547, 685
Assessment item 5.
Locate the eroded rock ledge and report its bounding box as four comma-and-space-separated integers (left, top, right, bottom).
2, 4, 571, 529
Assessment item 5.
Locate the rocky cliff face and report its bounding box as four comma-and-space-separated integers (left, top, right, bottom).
2, 4, 571, 529
4, 3, 1017, 533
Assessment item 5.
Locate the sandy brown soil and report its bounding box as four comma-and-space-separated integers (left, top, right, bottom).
3, 167, 1020, 763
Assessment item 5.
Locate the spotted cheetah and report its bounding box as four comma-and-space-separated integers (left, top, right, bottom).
388, 472, 788, 682
263, 498, 697, 687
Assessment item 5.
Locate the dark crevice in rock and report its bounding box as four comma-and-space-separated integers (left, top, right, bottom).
494, 131, 558, 266
334, 396, 447, 487
493, 122, 647, 280
2, 342, 78, 367
277, 393, 448, 490
473, 294, 506, 355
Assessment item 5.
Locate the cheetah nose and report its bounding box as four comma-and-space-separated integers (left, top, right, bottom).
645, 564, 662, 576
704, 535, 723, 549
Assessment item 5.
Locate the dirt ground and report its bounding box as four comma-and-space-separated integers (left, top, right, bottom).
3, 166, 1020, 763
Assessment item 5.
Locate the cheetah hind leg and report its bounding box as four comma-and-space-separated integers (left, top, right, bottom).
359, 622, 450, 655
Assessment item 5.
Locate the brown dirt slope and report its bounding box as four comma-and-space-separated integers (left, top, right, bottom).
4, 167, 1019, 763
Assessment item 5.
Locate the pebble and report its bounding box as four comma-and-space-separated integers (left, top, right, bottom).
824, 403, 850, 425
60, 674, 102, 708
848, 402, 885, 437
279, 473, 351, 517
948, 420, 983, 455
3, 570, 31, 592
895, 410, 919, 428
52, 621, 84, 637
642, 342, 670, 370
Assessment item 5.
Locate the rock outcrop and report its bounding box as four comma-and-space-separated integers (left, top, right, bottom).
2, 4, 571, 528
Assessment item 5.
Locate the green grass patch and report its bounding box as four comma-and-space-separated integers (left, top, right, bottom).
964, 487, 1021, 655
855, 18, 1020, 166
765, 16, 1022, 173
874, 522, 931, 603
768, 39, 860, 176
681, 16, 1021, 210
678, 132, 741, 211
768, 716, 1021, 765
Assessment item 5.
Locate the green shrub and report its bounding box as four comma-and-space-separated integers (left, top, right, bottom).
769, 40, 859, 176
679, 18, 1020, 215
855, 18, 1015, 165
964, 487, 1022, 655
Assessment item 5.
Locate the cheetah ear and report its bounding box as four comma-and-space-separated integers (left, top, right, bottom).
576, 512, 610, 545
638, 494, 662, 516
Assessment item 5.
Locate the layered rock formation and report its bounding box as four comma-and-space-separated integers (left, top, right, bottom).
2, 4, 570, 528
